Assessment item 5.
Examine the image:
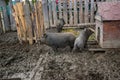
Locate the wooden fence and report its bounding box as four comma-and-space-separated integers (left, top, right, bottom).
42, 0, 120, 28
13, 2, 45, 44
0, 11, 5, 34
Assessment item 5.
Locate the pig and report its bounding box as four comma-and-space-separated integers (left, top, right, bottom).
40, 32, 76, 51
56, 18, 65, 32
73, 28, 93, 52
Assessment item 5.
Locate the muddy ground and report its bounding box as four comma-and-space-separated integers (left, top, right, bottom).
0, 32, 120, 80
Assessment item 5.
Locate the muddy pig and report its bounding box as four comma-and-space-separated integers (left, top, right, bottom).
73, 28, 93, 52
40, 32, 76, 51
56, 18, 65, 32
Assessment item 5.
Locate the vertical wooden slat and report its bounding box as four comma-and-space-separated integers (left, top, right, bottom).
58, 0, 62, 19
84, 0, 89, 23
74, 0, 78, 24
79, 0, 84, 23
63, 0, 68, 25
37, 3, 41, 39
13, 5, 22, 43
90, 0, 94, 23
17, 3, 27, 41
52, 0, 57, 26
42, 0, 49, 28
0, 11, 5, 33
34, 3, 39, 42
37, 2, 43, 39
39, 1, 45, 39
24, 3, 33, 44
48, 0, 53, 27
69, 0, 73, 25
9, 1, 16, 31
0, 12, 2, 34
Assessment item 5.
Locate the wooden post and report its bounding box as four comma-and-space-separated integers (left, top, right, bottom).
34, 3, 40, 41
13, 5, 22, 43
69, 0, 73, 25
9, 1, 16, 31
0, 11, 5, 33
48, 0, 53, 27
17, 3, 27, 42
74, 0, 78, 24
90, 0, 94, 23
58, 0, 62, 19
24, 3, 33, 44
42, 0, 49, 28
79, 0, 84, 23
63, 0, 68, 25
38, 1, 45, 39
84, 0, 89, 23
52, 0, 57, 26
0, 12, 3, 34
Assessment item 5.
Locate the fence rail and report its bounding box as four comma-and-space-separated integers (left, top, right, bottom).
13, 2, 45, 44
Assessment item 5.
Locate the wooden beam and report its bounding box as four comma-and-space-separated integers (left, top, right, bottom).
0, 78, 21, 80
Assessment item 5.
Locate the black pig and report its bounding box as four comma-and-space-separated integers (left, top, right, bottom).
40, 32, 76, 51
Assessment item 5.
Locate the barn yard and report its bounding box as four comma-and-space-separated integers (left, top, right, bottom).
0, 0, 120, 80
0, 32, 120, 80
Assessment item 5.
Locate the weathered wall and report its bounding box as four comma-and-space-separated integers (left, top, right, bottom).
0, 0, 10, 31
102, 21, 120, 48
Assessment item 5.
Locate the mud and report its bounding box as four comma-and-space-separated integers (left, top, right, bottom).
0, 32, 120, 80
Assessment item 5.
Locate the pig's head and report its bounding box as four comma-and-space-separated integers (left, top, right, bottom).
56, 18, 65, 32
40, 33, 48, 44
59, 18, 65, 26
84, 28, 94, 37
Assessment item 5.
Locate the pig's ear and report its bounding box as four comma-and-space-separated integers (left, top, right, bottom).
43, 33, 47, 38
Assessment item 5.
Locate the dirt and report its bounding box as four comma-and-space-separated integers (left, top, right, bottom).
0, 32, 120, 80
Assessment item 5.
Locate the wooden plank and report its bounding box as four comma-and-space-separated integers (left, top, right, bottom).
39, 1, 45, 38
37, 2, 43, 39
52, 0, 58, 26
9, 1, 16, 31
28, 56, 44, 80
0, 78, 21, 80
24, 3, 33, 44
0, 12, 2, 34
88, 48, 106, 52
33, 3, 38, 42
73, 0, 78, 24
63, 0, 68, 25
35, 3, 42, 41
13, 5, 22, 43
0, 11, 5, 33
42, 0, 49, 28
87, 41, 98, 45
16, 3, 27, 41
79, 0, 84, 23
50, 23, 96, 28
48, 0, 53, 27
58, 0, 62, 19
31, 7, 37, 42
69, 0, 73, 25
90, 0, 94, 23
84, 0, 89, 23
